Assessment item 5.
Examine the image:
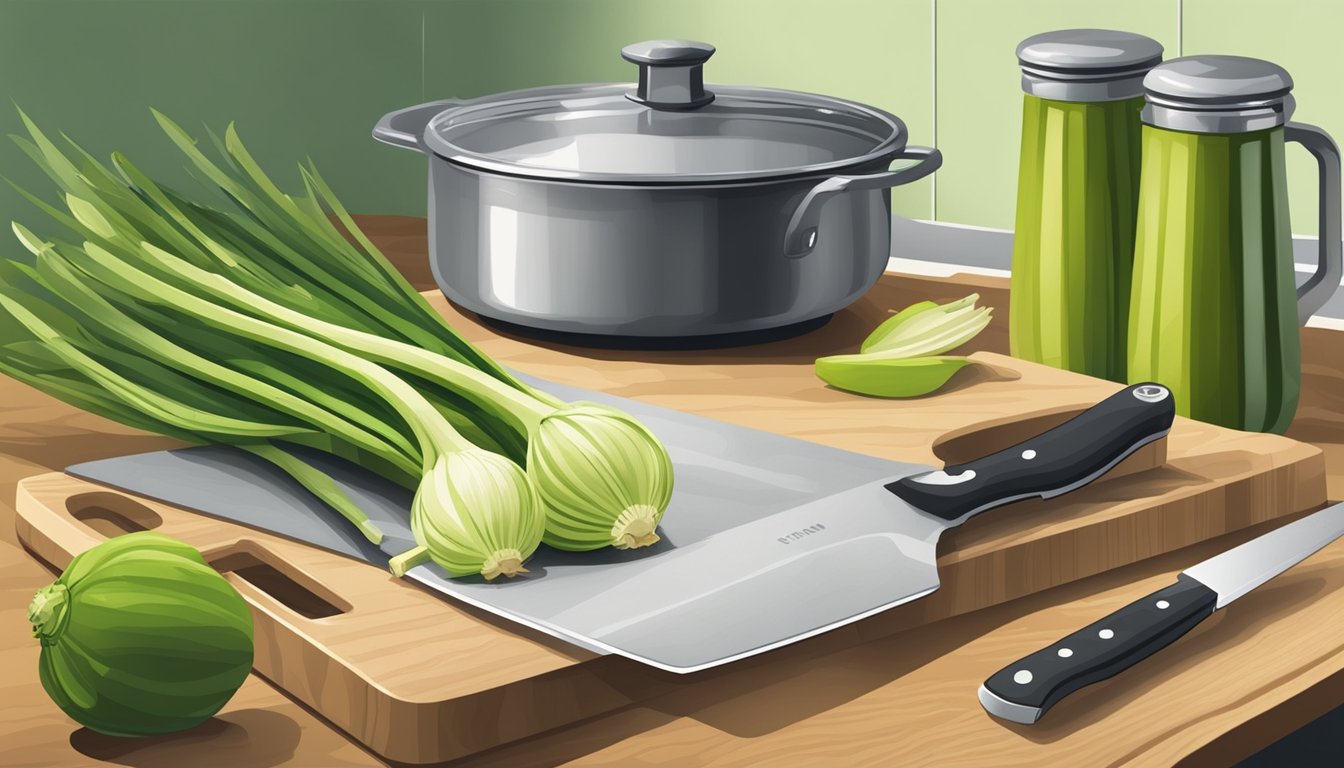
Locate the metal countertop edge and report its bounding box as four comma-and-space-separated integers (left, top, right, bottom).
891, 217, 1344, 323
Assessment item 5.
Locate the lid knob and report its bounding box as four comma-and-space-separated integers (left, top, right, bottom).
621, 40, 716, 110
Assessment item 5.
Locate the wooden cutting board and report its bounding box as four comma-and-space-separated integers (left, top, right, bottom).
12, 286, 1326, 765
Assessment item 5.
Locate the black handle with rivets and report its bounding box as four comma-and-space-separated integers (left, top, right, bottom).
978, 576, 1218, 725
886, 382, 1175, 523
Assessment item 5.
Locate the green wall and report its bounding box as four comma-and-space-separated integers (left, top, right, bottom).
1, 0, 1340, 235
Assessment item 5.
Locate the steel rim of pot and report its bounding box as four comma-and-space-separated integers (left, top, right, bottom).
373, 40, 943, 264
418, 84, 912, 186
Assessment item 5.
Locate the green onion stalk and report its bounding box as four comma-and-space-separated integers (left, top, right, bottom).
11, 112, 675, 553
58, 222, 672, 552
125, 237, 673, 550
20, 108, 535, 398
10, 111, 530, 465
156, 110, 567, 414
2, 234, 546, 580
0, 255, 394, 544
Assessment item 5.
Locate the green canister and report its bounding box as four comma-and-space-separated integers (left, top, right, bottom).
1128, 56, 1341, 433
1010, 30, 1163, 382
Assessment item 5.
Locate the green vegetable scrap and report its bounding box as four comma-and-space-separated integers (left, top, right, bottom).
815, 355, 978, 398
1, 109, 675, 582
29, 532, 254, 737
815, 294, 992, 397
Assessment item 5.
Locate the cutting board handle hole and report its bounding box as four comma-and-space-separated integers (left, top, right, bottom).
66, 492, 164, 537
208, 542, 351, 619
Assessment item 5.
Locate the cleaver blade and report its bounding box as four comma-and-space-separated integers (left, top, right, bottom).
66, 379, 1173, 672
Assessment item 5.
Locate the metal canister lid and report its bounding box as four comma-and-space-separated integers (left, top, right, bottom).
1142, 55, 1295, 133
1017, 29, 1164, 102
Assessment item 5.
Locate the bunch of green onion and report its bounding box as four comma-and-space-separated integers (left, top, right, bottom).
0, 110, 674, 580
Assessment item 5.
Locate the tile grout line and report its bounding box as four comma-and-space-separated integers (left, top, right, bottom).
931, 0, 938, 221
1177, 0, 1183, 56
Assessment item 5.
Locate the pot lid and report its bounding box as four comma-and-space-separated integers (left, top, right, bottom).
421, 40, 908, 184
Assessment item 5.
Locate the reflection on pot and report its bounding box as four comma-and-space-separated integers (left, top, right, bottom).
375, 40, 941, 345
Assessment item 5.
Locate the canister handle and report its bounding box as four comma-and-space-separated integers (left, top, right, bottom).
783, 147, 943, 258
372, 99, 465, 152
1285, 121, 1343, 323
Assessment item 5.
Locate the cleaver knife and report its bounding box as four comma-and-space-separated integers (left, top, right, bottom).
67, 378, 1174, 673
980, 499, 1344, 724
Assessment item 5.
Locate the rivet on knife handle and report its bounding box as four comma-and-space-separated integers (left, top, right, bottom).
978, 576, 1218, 724
885, 382, 1175, 523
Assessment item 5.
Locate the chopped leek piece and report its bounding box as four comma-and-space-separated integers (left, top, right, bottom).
814, 356, 977, 398
816, 294, 993, 398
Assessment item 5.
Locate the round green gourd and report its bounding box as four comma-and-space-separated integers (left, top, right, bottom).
28, 531, 254, 737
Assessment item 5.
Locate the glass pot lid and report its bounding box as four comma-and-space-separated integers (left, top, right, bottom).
421, 40, 909, 184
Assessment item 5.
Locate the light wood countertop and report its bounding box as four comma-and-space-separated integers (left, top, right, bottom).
3, 216, 1341, 767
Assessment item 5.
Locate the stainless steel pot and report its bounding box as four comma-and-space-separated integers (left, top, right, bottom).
374, 40, 941, 343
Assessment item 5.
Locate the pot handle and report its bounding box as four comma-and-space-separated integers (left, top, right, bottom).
1285, 122, 1342, 324
372, 99, 465, 152
783, 146, 942, 258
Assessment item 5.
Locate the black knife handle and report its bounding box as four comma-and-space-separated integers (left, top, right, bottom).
886, 382, 1175, 524
978, 575, 1218, 724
